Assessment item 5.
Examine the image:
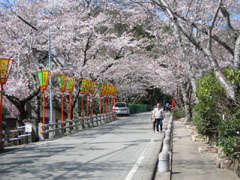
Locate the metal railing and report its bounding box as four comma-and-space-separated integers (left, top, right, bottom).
8, 126, 32, 145
39, 112, 116, 139
4, 112, 116, 146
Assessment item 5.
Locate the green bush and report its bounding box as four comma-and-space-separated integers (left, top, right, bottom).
128, 104, 148, 114
172, 108, 185, 120
193, 67, 240, 158
218, 115, 240, 159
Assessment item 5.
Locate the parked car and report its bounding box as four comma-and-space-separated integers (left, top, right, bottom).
112, 102, 130, 116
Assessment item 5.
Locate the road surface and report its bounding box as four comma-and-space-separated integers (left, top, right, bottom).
0, 112, 166, 180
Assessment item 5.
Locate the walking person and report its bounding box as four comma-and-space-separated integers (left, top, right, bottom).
165, 102, 171, 111
151, 105, 157, 133
152, 103, 164, 133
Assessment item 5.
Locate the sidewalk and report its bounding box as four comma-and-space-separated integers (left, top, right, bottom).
172, 120, 238, 180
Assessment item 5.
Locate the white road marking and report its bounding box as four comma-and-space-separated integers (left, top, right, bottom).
124, 138, 154, 180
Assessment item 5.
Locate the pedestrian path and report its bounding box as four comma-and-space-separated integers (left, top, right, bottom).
172, 120, 238, 180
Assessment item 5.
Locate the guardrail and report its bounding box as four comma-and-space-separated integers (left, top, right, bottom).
4, 112, 116, 147
39, 112, 116, 140
8, 126, 32, 145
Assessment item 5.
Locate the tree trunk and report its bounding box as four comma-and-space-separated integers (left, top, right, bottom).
171, 14, 199, 104
18, 102, 28, 124
214, 69, 235, 99
37, 94, 41, 122
203, 49, 236, 100
31, 95, 41, 142
4, 89, 40, 125
234, 34, 240, 67
71, 88, 81, 118
176, 85, 184, 108
181, 81, 192, 123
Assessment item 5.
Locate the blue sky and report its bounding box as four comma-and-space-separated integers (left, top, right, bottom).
0, 0, 15, 7
0, 0, 16, 10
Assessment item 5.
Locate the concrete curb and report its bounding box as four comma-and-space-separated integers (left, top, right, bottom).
154, 113, 172, 180
129, 113, 171, 180
131, 135, 164, 180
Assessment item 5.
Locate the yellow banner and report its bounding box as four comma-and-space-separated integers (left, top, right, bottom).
110, 85, 114, 96
42, 71, 49, 88
0, 59, 9, 84
80, 79, 92, 94
85, 80, 90, 94
100, 84, 104, 96
80, 79, 86, 94
67, 77, 74, 93
106, 85, 110, 96
90, 81, 97, 94
113, 86, 117, 96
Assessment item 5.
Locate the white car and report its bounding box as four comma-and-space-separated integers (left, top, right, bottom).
112, 102, 130, 116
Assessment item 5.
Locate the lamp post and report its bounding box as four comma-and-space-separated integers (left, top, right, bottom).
36, 70, 50, 135
56, 74, 66, 128
0, 58, 14, 151
102, 84, 105, 114
66, 77, 74, 122
90, 81, 96, 118
48, 27, 53, 126
108, 85, 111, 113
80, 79, 86, 117
106, 85, 109, 113
113, 86, 117, 120
110, 85, 114, 113
113, 86, 117, 106
105, 84, 108, 114
97, 82, 102, 119
85, 80, 90, 119
79, 79, 85, 128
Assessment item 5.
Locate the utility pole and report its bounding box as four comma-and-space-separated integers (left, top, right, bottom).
48, 26, 53, 126
48, 0, 54, 138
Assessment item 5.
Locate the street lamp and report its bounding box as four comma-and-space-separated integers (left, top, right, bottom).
89, 81, 96, 118
110, 85, 114, 112
100, 84, 105, 114
36, 70, 50, 134
56, 74, 66, 128
80, 79, 86, 118
97, 82, 102, 118
113, 86, 117, 106
66, 77, 74, 121
108, 85, 111, 113
84, 80, 91, 127
0, 58, 14, 151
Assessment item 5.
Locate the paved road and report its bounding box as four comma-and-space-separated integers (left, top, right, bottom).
0, 113, 165, 180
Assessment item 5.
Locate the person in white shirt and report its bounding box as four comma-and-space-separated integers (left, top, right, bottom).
152, 103, 165, 133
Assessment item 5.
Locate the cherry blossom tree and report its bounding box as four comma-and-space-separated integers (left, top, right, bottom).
150, 0, 240, 101
5, 0, 239, 124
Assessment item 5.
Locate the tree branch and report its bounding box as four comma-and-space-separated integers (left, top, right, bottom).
171, 9, 234, 56
4, 94, 20, 107
16, 15, 38, 31
82, 33, 93, 66
22, 88, 41, 104
114, 47, 124, 60
208, 0, 222, 54
71, 88, 81, 115
234, 34, 240, 67
220, 6, 239, 39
